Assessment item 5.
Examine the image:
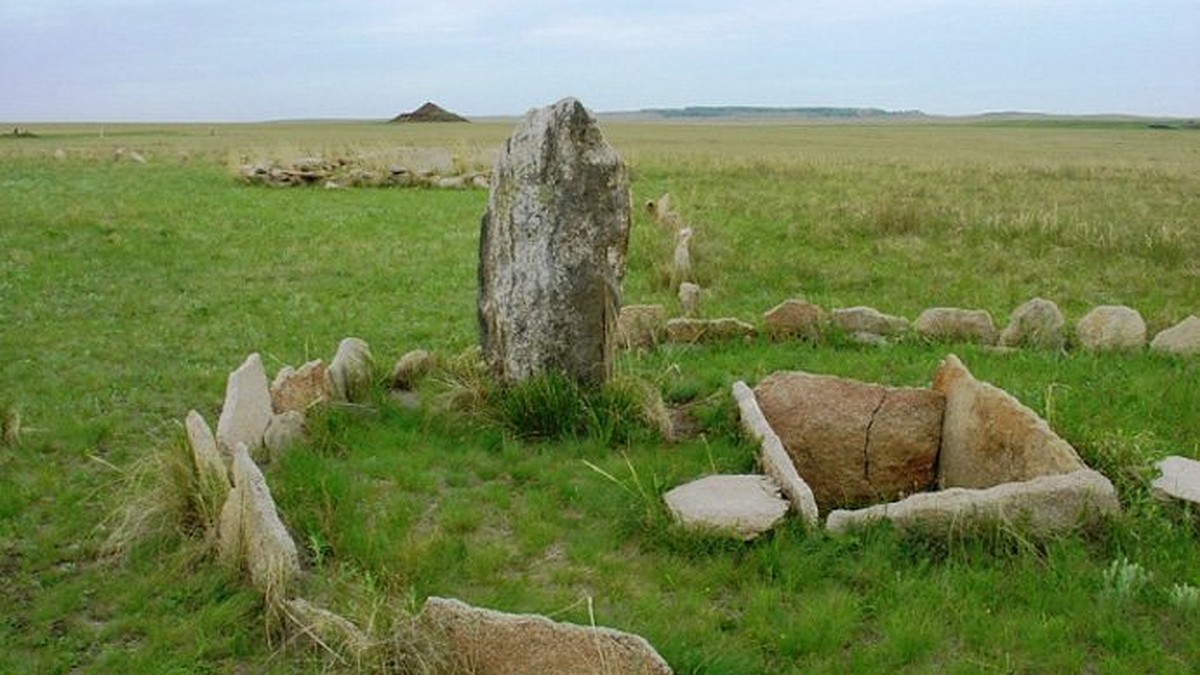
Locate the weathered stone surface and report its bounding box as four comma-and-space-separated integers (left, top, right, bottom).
616, 304, 666, 349
477, 97, 631, 386
186, 410, 230, 491
391, 349, 435, 390
933, 354, 1085, 489
850, 331, 890, 347
217, 444, 300, 594
763, 299, 825, 341
732, 381, 820, 526
672, 227, 693, 285
329, 337, 374, 402
831, 306, 909, 336
826, 469, 1119, 535
915, 307, 997, 344
753, 372, 943, 509
264, 411, 306, 458
998, 297, 1065, 349
282, 598, 371, 660
1151, 456, 1200, 504
665, 317, 755, 344
1076, 305, 1146, 350
216, 353, 273, 456
677, 282, 701, 316
422, 596, 673, 675
664, 474, 790, 540
270, 359, 331, 414
1150, 316, 1200, 356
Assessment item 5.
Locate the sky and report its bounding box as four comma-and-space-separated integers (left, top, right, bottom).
1, 0, 1197, 122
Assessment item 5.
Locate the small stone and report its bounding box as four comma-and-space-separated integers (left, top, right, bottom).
616, 304, 666, 349
850, 331, 890, 347
421, 597, 673, 675
270, 359, 331, 414
914, 307, 997, 344
998, 297, 1065, 349
215, 353, 273, 457
435, 176, 467, 189
831, 306, 909, 336
329, 337, 374, 402
665, 317, 756, 344
763, 299, 825, 341
664, 475, 790, 540
264, 411, 306, 458
282, 598, 371, 660
1076, 305, 1146, 350
1151, 456, 1200, 504
677, 282, 701, 316
1150, 316, 1200, 356
391, 349, 435, 390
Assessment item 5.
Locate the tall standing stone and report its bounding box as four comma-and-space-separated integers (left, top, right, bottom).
478, 98, 631, 385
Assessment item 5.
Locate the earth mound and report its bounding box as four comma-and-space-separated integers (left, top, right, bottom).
390, 101, 469, 123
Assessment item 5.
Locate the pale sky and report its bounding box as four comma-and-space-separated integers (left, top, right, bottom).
2, 0, 1197, 122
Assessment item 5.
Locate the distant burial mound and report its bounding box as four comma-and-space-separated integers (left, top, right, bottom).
390, 102, 469, 123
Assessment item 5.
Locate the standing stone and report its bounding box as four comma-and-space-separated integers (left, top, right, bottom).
672, 227, 693, 286
1076, 305, 1147, 350
998, 297, 1065, 349
264, 411, 306, 459
270, 359, 331, 413
763, 299, 825, 341
914, 307, 997, 344
390, 349, 436, 390
477, 97, 631, 386
933, 354, 1085, 489
217, 443, 300, 595
1150, 316, 1200, 356
678, 282, 701, 316
187, 410, 230, 485
753, 371, 943, 509
215, 353, 273, 457
329, 337, 374, 402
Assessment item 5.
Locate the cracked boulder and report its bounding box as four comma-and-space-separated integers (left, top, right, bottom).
753, 371, 944, 509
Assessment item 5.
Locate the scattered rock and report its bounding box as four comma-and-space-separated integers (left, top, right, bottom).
1151, 456, 1200, 504
677, 282, 701, 316
1150, 316, 1200, 356
421, 596, 673, 675
435, 176, 467, 189
753, 371, 943, 509
53, 148, 66, 160
390, 390, 422, 410
1076, 305, 1146, 350
663, 475, 790, 540
826, 469, 1119, 536
616, 304, 666, 349
477, 97, 630, 386
933, 354, 1085, 489
215, 353, 273, 457
731, 382, 820, 526
915, 307, 996, 344
763, 299, 825, 341
270, 359, 331, 414
281, 598, 371, 660
217, 443, 300, 595
831, 306, 909, 337
665, 317, 756, 344
998, 297, 1065, 349
329, 338, 374, 402
186, 410, 230, 492
391, 349, 436, 390
264, 411, 306, 459
849, 331, 890, 347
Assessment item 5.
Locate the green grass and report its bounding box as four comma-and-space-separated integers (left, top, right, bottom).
2, 120, 1200, 672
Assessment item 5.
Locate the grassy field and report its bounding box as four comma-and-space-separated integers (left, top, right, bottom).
2, 118, 1199, 673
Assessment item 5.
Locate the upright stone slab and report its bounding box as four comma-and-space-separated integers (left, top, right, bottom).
215, 353, 273, 457
478, 98, 631, 385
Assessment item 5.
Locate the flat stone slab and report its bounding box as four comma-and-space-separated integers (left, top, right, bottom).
731, 381, 820, 526
826, 469, 1119, 536
1151, 456, 1200, 504
663, 474, 789, 540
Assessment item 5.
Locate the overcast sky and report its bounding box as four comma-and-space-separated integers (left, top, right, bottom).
2, 0, 1196, 122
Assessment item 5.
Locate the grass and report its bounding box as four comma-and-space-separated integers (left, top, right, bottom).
2, 119, 1200, 672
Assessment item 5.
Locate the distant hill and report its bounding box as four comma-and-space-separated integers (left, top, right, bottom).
390, 102, 469, 123
631, 106, 927, 120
